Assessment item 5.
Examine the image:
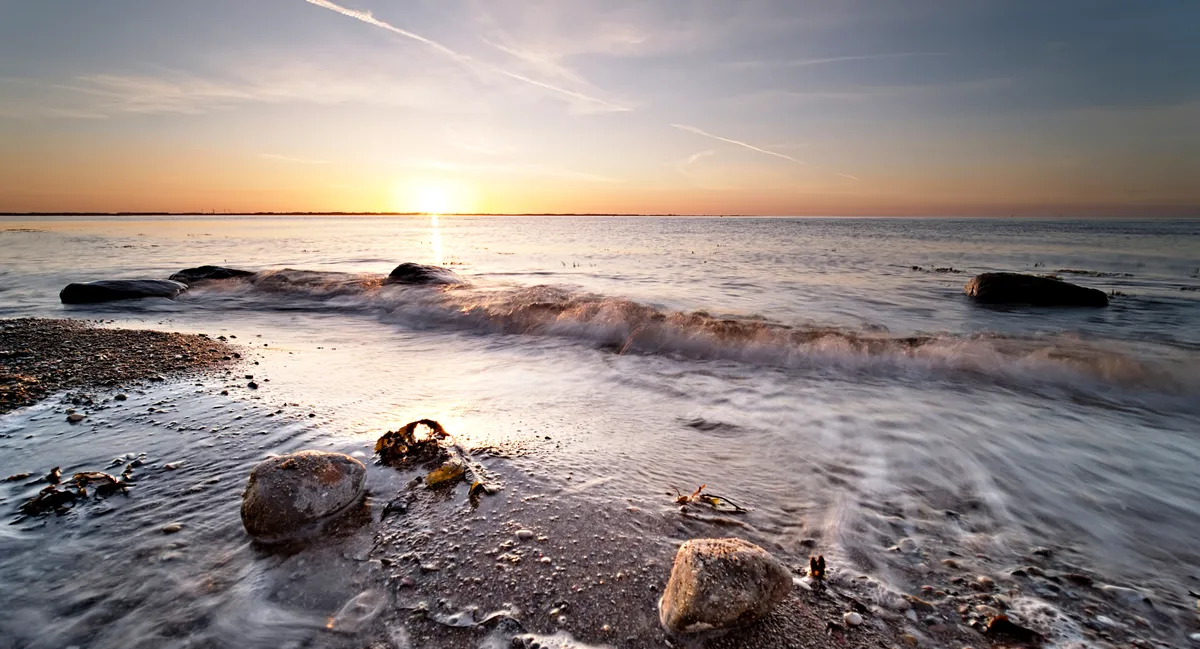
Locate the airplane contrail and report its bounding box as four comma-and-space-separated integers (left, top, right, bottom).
671, 124, 805, 164
304, 0, 628, 112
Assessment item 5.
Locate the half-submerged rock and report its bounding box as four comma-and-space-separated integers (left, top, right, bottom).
385, 262, 463, 286
60, 279, 187, 304
169, 265, 255, 285
964, 272, 1108, 307
240, 450, 366, 541
659, 537, 793, 634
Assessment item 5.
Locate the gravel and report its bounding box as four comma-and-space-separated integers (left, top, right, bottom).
0, 318, 233, 413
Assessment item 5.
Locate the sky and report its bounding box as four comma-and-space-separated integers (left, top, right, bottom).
0, 0, 1197, 216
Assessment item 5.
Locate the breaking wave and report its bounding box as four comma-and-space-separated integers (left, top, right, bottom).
179, 269, 1200, 397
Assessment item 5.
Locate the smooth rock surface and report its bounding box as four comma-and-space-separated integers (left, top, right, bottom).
659, 537, 793, 634
964, 272, 1108, 307
240, 450, 366, 541
59, 279, 187, 304
385, 262, 463, 286
168, 265, 255, 285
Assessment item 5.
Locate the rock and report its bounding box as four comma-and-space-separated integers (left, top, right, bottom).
963, 272, 1108, 307
1189, 632, 1200, 643
161, 522, 183, 534
515, 529, 535, 540
168, 266, 255, 285
844, 611, 863, 626
240, 450, 366, 541
66, 413, 86, 423
384, 263, 463, 286
658, 537, 792, 634
114, 393, 128, 401
60, 279, 187, 304
1097, 584, 1151, 608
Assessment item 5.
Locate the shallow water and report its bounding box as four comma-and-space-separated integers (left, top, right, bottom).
1, 216, 1199, 646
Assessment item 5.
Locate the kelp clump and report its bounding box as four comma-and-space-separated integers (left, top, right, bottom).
375, 419, 498, 497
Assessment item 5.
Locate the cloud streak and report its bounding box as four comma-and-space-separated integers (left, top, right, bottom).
786, 52, 947, 68
726, 52, 947, 70
671, 124, 805, 164
261, 153, 330, 164
304, 0, 628, 113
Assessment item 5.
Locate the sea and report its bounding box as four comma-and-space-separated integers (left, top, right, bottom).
0, 215, 1198, 648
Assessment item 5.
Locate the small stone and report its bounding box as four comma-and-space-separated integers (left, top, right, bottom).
114, 394, 128, 401
941, 559, 959, 569
161, 522, 183, 534
515, 529, 535, 540
1188, 632, 1200, 643
844, 611, 863, 626
901, 633, 918, 646
67, 413, 86, 423
898, 538, 918, 553
164, 462, 182, 470
247, 381, 258, 389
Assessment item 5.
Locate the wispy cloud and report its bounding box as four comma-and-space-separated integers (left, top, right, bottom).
838, 173, 861, 181
671, 124, 805, 164
411, 160, 616, 183
260, 153, 330, 164
685, 150, 714, 165
304, 0, 629, 113
726, 52, 947, 70
787, 52, 947, 68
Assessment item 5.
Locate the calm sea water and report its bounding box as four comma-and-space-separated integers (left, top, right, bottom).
1, 216, 1199, 648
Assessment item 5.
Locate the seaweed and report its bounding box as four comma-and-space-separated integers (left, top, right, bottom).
374, 419, 499, 499
671, 484, 749, 513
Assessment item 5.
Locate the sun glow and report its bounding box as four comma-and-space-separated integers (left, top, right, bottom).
395, 178, 474, 214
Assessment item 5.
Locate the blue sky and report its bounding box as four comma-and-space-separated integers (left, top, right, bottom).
1, 0, 1197, 214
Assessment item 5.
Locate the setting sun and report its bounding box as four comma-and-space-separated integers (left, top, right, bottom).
394, 178, 475, 214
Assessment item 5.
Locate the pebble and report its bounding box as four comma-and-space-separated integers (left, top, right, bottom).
515, 529, 535, 540
898, 538, 918, 553
161, 522, 183, 534
67, 413, 86, 423
843, 611, 863, 626
164, 462, 182, 470
247, 381, 258, 389
1189, 632, 1200, 643
114, 394, 127, 401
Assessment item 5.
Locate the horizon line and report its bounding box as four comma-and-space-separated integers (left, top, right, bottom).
2, 211, 1199, 219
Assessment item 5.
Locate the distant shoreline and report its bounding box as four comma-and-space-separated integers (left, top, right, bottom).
2, 212, 1197, 219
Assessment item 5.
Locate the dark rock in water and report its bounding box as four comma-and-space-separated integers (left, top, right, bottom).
168, 265, 254, 285
240, 450, 365, 541
60, 279, 187, 304
385, 262, 463, 286
964, 272, 1108, 307
659, 537, 792, 634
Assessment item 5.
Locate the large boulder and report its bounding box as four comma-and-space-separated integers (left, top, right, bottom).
240, 450, 366, 541
964, 272, 1108, 307
385, 263, 463, 286
59, 279, 187, 304
659, 538, 793, 634
169, 266, 255, 285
